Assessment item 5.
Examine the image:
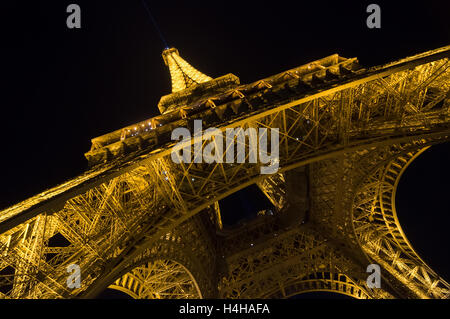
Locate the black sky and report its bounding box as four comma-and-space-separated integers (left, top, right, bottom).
2, 0, 450, 294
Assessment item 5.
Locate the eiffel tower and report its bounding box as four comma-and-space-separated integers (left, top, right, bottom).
0, 45, 449, 299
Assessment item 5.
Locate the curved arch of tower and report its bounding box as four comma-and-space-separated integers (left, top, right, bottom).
101, 213, 219, 299
352, 146, 449, 298
0, 45, 449, 299
108, 260, 202, 299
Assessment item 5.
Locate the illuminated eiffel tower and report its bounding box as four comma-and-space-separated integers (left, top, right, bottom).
1, 45, 450, 299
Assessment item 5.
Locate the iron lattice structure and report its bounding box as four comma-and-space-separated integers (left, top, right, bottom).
0, 46, 449, 299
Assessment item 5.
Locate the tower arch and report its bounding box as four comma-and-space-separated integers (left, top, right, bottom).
108, 259, 202, 299
96, 212, 219, 299
351, 143, 450, 298
267, 272, 372, 299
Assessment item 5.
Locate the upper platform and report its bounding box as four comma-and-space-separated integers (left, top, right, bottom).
85, 48, 360, 166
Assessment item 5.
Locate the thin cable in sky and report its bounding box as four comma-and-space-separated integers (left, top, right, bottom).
140, 0, 169, 49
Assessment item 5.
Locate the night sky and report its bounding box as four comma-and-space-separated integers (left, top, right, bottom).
2, 0, 450, 297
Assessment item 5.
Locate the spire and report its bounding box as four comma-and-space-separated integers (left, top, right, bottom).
162, 48, 213, 93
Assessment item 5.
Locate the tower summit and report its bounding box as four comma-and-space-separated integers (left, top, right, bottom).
158, 47, 240, 114
162, 48, 213, 93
